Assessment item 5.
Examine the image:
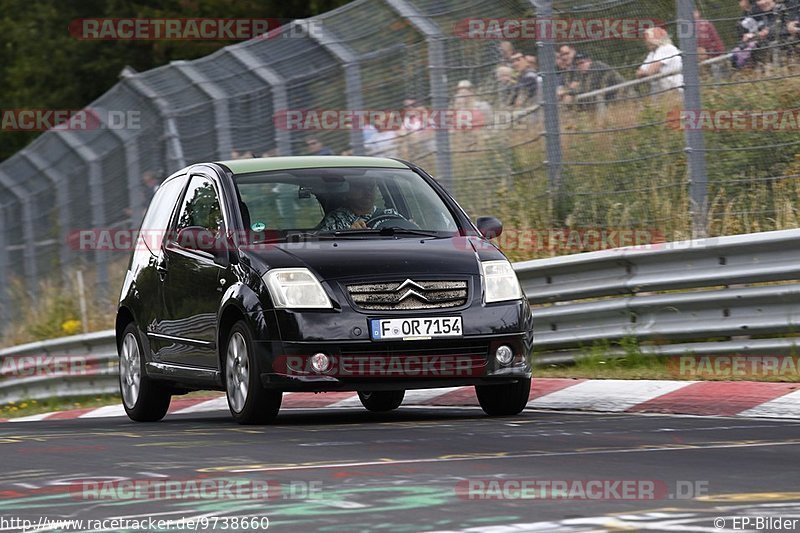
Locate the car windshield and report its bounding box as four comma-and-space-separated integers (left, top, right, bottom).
234, 167, 460, 242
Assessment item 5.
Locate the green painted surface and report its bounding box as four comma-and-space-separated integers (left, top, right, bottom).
218, 156, 408, 175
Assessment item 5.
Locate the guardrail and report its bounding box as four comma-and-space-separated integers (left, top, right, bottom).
0, 332, 118, 404
3, 227, 800, 404
516, 228, 800, 364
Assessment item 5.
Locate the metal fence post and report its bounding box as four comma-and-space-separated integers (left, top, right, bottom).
677, 0, 709, 238
0, 171, 37, 296
0, 205, 8, 325
20, 150, 72, 278
532, 0, 564, 223
384, 0, 453, 190
90, 104, 146, 226
305, 20, 366, 155
226, 47, 292, 156
56, 131, 108, 296
172, 61, 234, 160
120, 68, 187, 171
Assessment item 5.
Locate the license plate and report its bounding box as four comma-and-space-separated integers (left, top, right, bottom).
370, 317, 462, 340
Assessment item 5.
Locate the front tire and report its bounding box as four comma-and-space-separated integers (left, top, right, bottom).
119, 323, 171, 422
224, 321, 282, 424
358, 390, 405, 412
475, 378, 531, 416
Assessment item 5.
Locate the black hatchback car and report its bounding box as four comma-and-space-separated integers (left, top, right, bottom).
116, 156, 533, 424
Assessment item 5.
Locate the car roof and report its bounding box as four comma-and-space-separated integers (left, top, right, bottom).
218, 156, 409, 175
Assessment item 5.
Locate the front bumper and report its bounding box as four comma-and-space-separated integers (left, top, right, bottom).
251, 288, 534, 392
254, 334, 531, 392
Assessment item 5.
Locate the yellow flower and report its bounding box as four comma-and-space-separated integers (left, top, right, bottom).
62, 320, 82, 335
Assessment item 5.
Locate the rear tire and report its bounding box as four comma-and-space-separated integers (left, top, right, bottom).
358, 390, 405, 412
475, 378, 531, 416
224, 321, 282, 425
119, 323, 171, 422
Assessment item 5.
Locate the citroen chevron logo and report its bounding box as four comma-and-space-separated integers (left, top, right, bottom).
396, 279, 426, 292
396, 280, 430, 303
398, 289, 430, 303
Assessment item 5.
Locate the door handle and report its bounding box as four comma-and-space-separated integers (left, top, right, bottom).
156, 257, 168, 281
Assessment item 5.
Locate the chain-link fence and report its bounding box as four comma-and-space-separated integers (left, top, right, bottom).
1, 0, 800, 328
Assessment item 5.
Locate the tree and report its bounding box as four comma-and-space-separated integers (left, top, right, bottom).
0, 0, 348, 161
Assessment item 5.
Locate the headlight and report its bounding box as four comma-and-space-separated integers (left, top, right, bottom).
263, 268, 332, 309
481, 260, 523, 303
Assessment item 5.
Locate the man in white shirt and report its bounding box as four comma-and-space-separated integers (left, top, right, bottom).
636, 27, 683, 94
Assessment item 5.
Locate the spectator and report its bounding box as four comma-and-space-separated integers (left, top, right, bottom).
694, 8, 725, 62
567, 53, 625, 106
732, 0, 763, 67
306, 137, 333, 155
498, 41, 516, 68
510, 53, 540, 106
401, 98, 428, 132
637, 27, 683, 93
495, 65, 517, 107
752, 0, 800, 48
363, 120, 398, 158
399, 98, 434, 156
452, 80, 493, 128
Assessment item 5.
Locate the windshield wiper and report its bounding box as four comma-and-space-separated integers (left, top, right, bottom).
326, 227, 441, 238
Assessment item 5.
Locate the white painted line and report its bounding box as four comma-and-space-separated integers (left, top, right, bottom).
327, 388, 461, 408
326, 393, 366, 408
78, 404, 127, 419
527, 379, 696, 412
8, 413, 54, 422
171, 396, 229, 414
738, 389, 800, 419
400, 387, 463, 405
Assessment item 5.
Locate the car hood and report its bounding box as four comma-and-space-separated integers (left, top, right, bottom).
245, 236, 505, 281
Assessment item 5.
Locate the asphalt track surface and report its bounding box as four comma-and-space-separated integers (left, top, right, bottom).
1, 406, 800, 532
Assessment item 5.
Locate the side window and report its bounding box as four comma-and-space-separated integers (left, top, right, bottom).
139, 175, 188, 232
175, 176, 224, 234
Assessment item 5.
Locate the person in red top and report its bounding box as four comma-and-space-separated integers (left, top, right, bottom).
694, 8, 725, 62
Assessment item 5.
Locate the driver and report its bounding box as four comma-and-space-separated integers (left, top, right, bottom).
318, 178, 404, 231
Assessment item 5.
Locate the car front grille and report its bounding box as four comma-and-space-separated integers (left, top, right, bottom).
347, 279, 468, 311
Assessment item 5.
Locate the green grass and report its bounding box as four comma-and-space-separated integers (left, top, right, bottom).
534, 339, 800, 383
0, 394, 121, 419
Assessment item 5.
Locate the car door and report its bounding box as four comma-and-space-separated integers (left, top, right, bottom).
153, 173, 229, 369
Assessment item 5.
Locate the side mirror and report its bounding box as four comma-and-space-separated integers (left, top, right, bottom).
175, 226, 233, 267
476, 216, 503, 239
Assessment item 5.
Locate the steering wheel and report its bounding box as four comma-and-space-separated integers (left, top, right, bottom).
366, 213, 419, 230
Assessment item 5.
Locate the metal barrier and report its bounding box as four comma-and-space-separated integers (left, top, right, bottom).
518, 228, 800, 363
0, 332, 118, 404
3, 227, 800, 404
